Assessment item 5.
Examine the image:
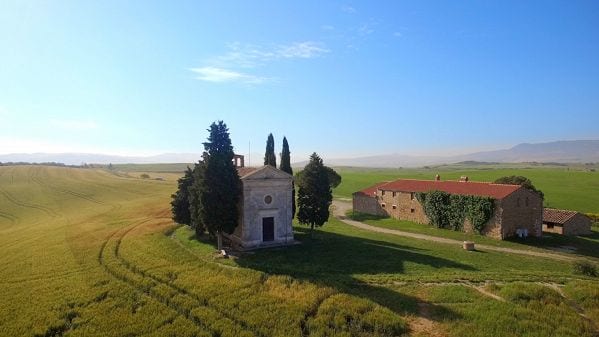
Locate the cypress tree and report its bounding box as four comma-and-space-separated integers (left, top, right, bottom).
188, 159, 207, 236
193, 121, 241, 250
264, 133, 277, 167
297, 153, 332, 234
170, 166, 194, 226
279, 137, 295, 218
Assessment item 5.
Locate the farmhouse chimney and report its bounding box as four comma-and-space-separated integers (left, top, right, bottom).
435, 174, 440, 181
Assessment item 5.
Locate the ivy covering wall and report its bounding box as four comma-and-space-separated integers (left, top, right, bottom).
415, 191, 495, 233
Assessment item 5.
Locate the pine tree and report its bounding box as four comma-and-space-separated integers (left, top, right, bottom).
196, 121, 241, 250
264, 133, 277, 167
170, 166, 194, 226
297, 153, 332, 234
279, 137, 295, 218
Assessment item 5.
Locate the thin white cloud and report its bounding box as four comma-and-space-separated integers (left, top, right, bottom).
357, 23, 375, 36
393, 32, 403, 38
190, 67, 269, 84
276, 42, 329, 59
213, 41, 329, 67
50, 119, 98, 130
214, 42, 275, 68
341, 5, 357, 14
191, 41, 328, 84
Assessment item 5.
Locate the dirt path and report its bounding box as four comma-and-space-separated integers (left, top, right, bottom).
332, 200, 576, 262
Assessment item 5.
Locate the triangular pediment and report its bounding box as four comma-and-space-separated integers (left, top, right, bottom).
240, 165, 293, 180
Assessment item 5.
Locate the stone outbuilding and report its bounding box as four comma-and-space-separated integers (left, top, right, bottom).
223, 162, 295, 250
542, 208, 592, 236
353, 176, 543, 240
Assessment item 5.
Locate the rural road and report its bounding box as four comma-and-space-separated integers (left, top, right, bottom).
331, 200, 576, 262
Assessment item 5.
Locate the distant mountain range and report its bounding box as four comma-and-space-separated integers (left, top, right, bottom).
1, 140, 598, 168
296, 140, 599, 168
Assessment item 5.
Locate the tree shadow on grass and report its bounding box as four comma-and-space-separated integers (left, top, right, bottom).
505, 230, 599, 259
347, 211, 389, 222
235, 226, 469, 321
238, 226, 476, 278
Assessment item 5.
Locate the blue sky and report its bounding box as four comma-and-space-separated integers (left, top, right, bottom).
1, 1, 598, 164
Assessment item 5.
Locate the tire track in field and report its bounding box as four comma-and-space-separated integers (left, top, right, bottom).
113, 221, 268, 337
30, 170, 107, 206
0, 211, 18, 226
299, 293, 334, 337
98, 221, 260, 337
97, 224, 216, 335
28, 170, 128, 218
0, 187, 58, 217
32, 173, 104, 204
169, 227, 328, 337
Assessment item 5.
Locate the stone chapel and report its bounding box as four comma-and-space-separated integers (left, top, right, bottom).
223, 155, 295, 250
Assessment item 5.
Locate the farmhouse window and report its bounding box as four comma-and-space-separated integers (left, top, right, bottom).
392, 191, 396, 197
392, 205, 397, 209
410, 192, 415, 200
381, 203, 386, 208
546, 223, 554, 229
381, 190, 386, 196
410, 208, 415, 213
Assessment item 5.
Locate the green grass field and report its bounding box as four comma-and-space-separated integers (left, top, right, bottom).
333, 166, 599, 213
347, 211, 599, 260
1, 165, 598, 337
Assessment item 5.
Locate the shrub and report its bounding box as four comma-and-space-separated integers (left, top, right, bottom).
573, 260, 598, 277
140, 173, 150, 179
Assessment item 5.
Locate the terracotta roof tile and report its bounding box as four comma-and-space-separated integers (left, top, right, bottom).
237, 167, 258, 178
354, 181, 390, 197
543, 208, 578, 224
357, 179, 522, 199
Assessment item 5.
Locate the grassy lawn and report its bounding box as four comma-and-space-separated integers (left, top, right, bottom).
333, 166, 599, 213
1, 165, 597, 337
347, 211, 599, 260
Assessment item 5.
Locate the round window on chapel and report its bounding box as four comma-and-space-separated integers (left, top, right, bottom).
264, 195, 273, 204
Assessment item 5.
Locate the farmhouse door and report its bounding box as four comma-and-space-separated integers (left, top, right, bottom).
262, 217, 275, 242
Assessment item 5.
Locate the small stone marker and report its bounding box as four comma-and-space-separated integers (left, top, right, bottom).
463, 241, 475, 251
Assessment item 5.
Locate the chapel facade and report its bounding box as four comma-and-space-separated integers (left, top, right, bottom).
223, 156, 295, 250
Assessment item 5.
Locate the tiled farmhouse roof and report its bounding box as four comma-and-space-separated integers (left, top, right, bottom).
354, 181, 390, 197
237, 167, 259, 178
543, 208, 578, 224
356, 179, 522, 199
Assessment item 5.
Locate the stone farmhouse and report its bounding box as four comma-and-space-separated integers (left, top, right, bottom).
223, 155, 295, 250
353, 176, 543, 239
542, 208, 592, 236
